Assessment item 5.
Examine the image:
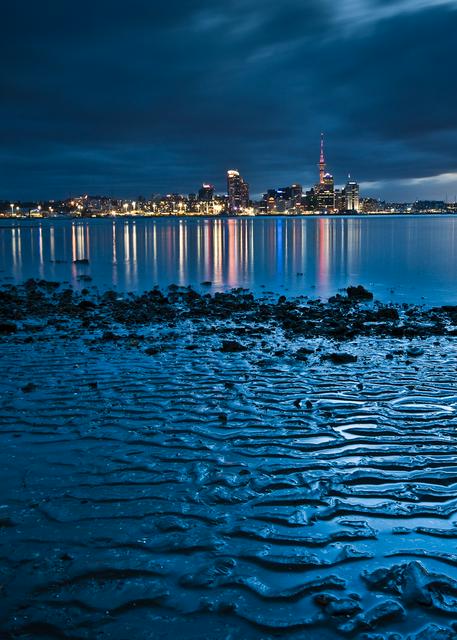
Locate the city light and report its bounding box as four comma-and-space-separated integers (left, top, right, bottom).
1, 136, 456, 218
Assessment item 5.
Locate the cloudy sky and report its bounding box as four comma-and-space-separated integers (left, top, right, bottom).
2, 0, 457, 201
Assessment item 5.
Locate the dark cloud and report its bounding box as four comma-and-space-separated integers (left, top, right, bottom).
1, 0, 457, 200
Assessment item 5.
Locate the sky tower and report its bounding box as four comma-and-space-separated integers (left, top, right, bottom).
319, 133, 326, 184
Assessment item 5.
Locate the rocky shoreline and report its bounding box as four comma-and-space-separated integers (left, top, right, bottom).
1, 279, 457, 344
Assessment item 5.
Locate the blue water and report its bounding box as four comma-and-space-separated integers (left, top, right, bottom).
1, 215, 457, 304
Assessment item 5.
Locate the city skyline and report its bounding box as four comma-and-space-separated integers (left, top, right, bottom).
3, 133, 457, 213
2, 1, 457, 201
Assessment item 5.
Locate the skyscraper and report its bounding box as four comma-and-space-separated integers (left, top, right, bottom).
315, 135, 335, 211
319, 133, 326, 185
344, 178, 360, 212
227, 170, 249, 213
198, 184, 214, 202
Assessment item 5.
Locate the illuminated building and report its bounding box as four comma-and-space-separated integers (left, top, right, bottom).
198, 184, 215, 202
317, 172, 335, 210
227, 169, 249, 213
319, 133, 326, 185
313, 135, 335, 211
344, 178, 360, 212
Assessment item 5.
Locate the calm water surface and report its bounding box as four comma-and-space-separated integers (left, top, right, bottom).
1, 215, 457, 303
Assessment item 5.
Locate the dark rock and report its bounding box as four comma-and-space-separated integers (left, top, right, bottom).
220, 340, 247, 353
346, 285, 374, 301
145, 347, 160, 356
101, 331, 120, 342
78, 300, 96, 310
295, 346, 314, 359
21, 382, 37, 393
0, 322, 17, 334
323, 352, 358, 364
0, 517, 16, 528
73, 258, 89, 265
406, 346, 424, 357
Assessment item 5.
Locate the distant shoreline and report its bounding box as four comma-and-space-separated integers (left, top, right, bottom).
1, 212, 457, 222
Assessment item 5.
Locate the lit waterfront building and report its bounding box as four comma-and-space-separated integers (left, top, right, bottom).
317, 172, 335, 210
227, 169, 249, 213
198, 184, 215, 202
344, 178, 360, 212
313, 135, 335, 211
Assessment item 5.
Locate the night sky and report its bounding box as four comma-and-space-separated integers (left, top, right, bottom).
2, 0, 457, 201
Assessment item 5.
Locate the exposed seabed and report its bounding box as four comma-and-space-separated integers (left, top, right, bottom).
1, 281, 457, 639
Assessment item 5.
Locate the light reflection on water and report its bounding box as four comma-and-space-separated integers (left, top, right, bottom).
1, 215, 457, 303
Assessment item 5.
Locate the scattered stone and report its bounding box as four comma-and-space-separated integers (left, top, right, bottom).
0, 322, 17, 334
101, 331, 120, 342
407, 346, 425, 357
295, 346, 314, 360
145, 347, 160, 356
220, 340, 247, 353
21, 382, 37, 393
346, 285, 374, 301
0, 517, 15, 528
323, 353, 358, 364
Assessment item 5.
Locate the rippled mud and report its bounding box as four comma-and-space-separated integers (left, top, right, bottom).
2, 281, 457, 639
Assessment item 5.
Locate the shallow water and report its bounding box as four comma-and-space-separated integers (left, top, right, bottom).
2, 309, 457, 638
2, 215, 457, 303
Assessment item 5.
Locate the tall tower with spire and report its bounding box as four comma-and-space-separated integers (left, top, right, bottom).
319, 133, 326, 184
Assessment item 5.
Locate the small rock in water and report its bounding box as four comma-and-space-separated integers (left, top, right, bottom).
220, 340, 247, 353
145, 347, 160, 355
295, 346, 314, 360
323, 352, 358, 364
73, 258, 89, 265
407, 346, 425, 357
293, 398, 301, 408
346, 285, 374, 301
21, 382, 37, 393
0, 322, 17, 334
